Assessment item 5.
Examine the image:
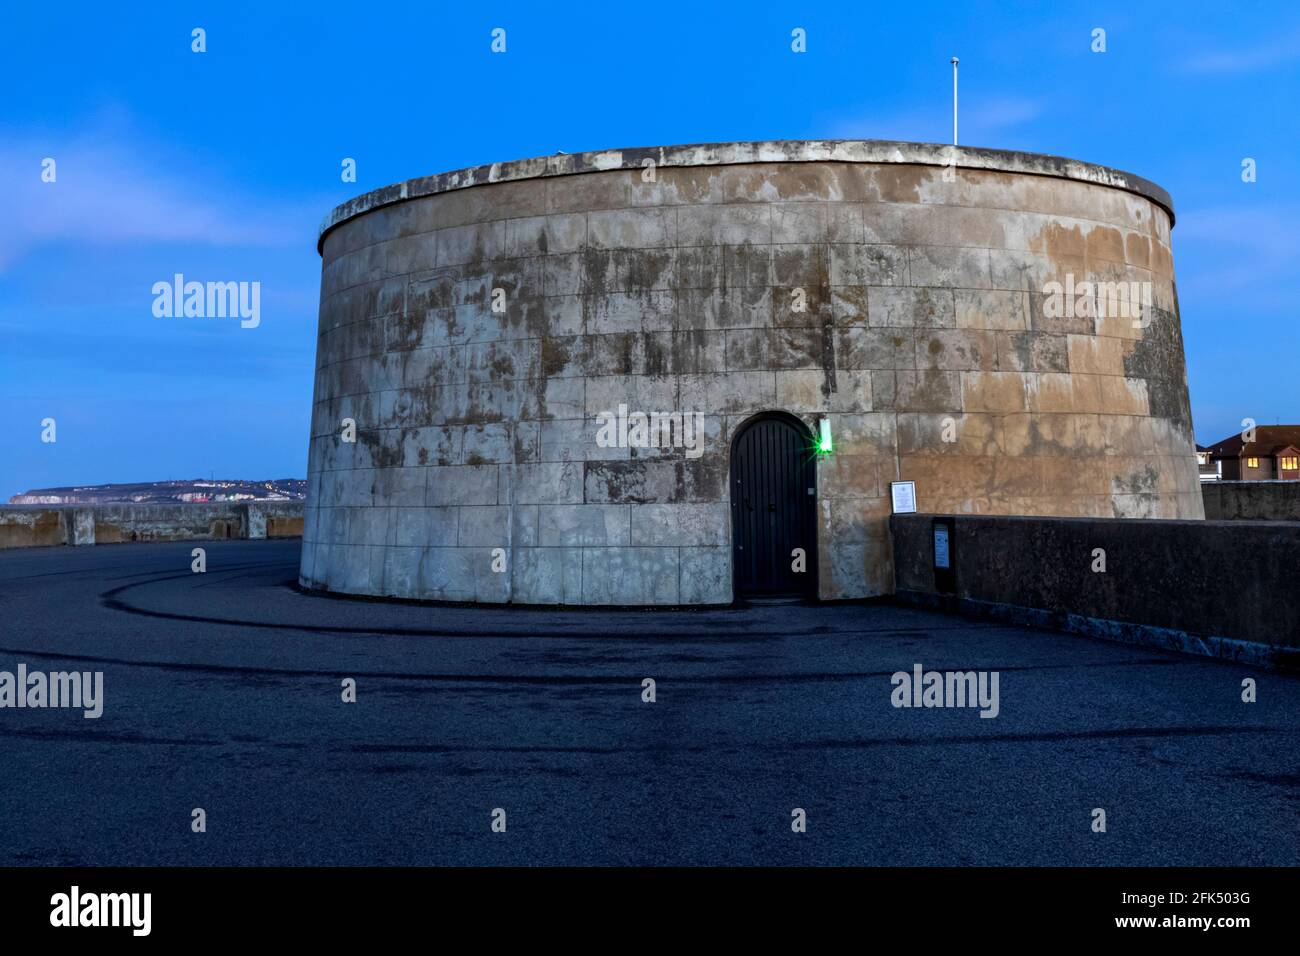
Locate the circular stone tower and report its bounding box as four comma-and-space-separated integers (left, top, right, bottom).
301, 140, 1201, 605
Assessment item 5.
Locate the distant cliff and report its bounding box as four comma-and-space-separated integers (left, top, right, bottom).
9, 478, 307, 505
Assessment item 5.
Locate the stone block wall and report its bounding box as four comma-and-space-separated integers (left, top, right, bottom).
302, 141, 1202, 604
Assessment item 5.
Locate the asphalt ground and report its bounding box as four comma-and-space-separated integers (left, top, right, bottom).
0, 539, 1295, 865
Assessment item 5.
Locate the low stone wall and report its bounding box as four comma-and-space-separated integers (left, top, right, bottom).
0, 502, 304, 549
891, 513, 1299, 666
1202, 480, 1300, 520
0, 509, 67, 549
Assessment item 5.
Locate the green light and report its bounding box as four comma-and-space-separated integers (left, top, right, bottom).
817, 419, 833, 455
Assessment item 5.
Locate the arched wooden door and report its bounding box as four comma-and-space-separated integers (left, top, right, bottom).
730, 413, 817, 598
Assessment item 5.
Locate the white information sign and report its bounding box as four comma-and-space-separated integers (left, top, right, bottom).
933, 524, 951, 569
890, 480, 917, 514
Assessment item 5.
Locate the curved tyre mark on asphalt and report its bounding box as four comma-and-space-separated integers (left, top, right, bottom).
338, 725, 1283, 754
0, 641, 1182, 684
97, 569, 1003, 641
1, 724, 1276, 752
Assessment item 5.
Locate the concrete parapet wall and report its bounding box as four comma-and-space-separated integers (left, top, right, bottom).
891, 513, 1299, 662
0, 502, 304, 549
0, 509, 68, 549
248, 501, 306, 539
1202, 480, 1300, 521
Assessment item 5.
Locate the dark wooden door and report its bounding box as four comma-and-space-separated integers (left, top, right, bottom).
730, 414, 817, 597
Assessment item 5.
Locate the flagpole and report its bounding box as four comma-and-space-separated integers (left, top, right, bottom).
951, 57, 959, 145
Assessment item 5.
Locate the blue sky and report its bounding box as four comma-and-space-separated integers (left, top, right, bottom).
2, 0, 1297, 496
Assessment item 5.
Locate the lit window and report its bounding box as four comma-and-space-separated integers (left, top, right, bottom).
1282, 457, 1298, 470
1246, 457, 1259, 468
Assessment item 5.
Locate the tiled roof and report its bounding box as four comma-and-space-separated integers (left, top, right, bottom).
1206, 426, 1300, 458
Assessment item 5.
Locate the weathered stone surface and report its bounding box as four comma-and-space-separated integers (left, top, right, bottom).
630, 503, 729, 547
304, 141, 1199, 605
538, 504, 631, 546
511, 546, 583, 603
679, 547, 731, 603
582, 547, 680, 604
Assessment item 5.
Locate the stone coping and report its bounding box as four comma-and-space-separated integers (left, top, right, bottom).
318, 139, 1176, 252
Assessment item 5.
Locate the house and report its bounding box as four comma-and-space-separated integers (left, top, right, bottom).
1195, 445, 1220, 481
1204, 426, 1300, 481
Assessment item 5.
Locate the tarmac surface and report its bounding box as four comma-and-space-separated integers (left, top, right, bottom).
0, 539, 1295, 866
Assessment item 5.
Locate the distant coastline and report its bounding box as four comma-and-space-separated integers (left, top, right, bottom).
8, 478, 306, 505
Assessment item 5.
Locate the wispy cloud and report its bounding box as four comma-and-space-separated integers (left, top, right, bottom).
0, 115, 318, 271
1178, 31, 1300, 75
